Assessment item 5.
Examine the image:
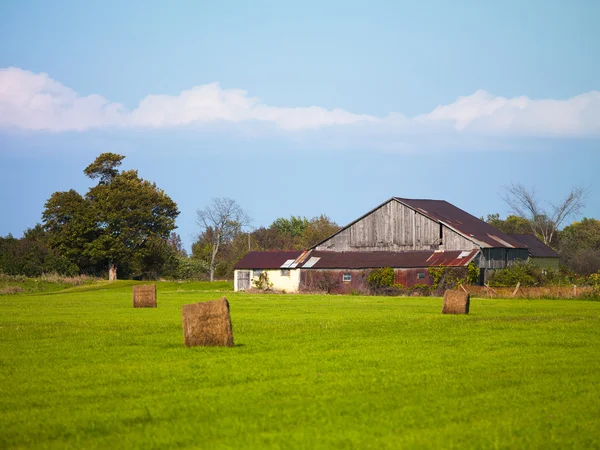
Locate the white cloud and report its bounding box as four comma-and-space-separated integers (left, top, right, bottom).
1, 67, 599, 137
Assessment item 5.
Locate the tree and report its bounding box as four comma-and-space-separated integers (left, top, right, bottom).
559, 218, 600, 275
196, 198, 250, 281
485, 214, 532, 235
83, 152, 125, 184
85, 167, 179, 280
501, 184, 587, 245
42, 153, 179, 280
297, 214, 340, 249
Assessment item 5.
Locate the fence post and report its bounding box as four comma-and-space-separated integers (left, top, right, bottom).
512, 282, 521, 298
573, 284, 577, 297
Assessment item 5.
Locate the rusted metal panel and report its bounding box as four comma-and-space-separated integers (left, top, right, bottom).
304, 249, 478, 269
300, 268, 435, 292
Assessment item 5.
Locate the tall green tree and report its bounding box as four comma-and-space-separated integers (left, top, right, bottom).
42, 153, 179, 280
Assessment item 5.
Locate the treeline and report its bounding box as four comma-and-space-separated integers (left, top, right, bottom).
0, 152, 340, 280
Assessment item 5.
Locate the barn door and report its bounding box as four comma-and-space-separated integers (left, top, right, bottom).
237, 271, 250, 291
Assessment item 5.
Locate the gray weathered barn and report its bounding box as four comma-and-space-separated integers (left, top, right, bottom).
233, 197, 558, 292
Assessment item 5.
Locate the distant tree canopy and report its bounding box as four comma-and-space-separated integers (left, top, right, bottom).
191, 213, 340, 280
41, 153, 180, 280
559, 218, 600, 276
485, 214, 532, 236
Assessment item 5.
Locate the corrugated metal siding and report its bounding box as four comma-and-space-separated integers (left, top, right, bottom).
530, 257, 560, 270
395, 269, 432, 287
479, 248, 529, 269
299, 268, 434, 293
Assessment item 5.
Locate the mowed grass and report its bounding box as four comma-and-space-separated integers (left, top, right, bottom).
1, 283, 599, 449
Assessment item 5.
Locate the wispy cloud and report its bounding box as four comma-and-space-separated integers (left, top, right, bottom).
1, 67, 599, 137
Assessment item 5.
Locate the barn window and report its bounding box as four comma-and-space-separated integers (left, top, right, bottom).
280, 269, 290, 276
253, 269, 262, 277
343, 273, 352, 282
417, 272, 425, 279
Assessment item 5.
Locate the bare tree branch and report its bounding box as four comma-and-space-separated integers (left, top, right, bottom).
196, 198, 251, 281
501, 184, 588, 245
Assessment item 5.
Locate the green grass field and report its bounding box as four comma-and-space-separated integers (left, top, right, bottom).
1, 282, 599, 449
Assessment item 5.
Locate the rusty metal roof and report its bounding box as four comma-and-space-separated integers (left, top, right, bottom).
234, 251, 304, 269
394, 198, 525, 249
235, 249, 479, 270
508, 234, 560, 258
305, 249, 478, 269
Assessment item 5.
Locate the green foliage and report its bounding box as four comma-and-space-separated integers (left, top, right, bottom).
428, 266, 446, 289
0, 273, 97, 294
428, 265, 473, 294
2, 285, 600, 448
40, 153, 180, 279
559, 218, 600, 276
82, 152, 125, 184
466, 262, 480, 285
488, 261, 545, 287
252, 272, 273, 291
367, 267, 395, 291
486, 214, 532, 235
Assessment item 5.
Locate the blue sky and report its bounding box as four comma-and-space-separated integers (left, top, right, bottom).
1, 0, 599, 251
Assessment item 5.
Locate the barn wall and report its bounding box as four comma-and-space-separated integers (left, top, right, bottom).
315, 200, 442, 252
299, 268, 434, 293
442, 226, 479, 251
530, 257, 560, 270
479, 248, 530, 269
234, 268, 301, 292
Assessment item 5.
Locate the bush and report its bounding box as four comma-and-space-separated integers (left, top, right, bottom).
428, 265, 474, 295
488, 261, 545, 287
253, 272, 273, 291
317, 271, 338, 294
367, 267, 395, 292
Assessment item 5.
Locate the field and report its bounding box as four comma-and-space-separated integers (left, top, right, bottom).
1, 282, 599, 449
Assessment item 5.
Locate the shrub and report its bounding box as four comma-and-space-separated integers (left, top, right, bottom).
253, 272, 273, 291
488, 261, 544, 287
409, 283, 431, 296
367, 267, 395, 291
317, 271, 338, 294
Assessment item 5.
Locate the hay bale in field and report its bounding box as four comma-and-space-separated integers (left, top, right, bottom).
182, 298, 234, 347
442, 290, 470, 314
132, 284, 157, 308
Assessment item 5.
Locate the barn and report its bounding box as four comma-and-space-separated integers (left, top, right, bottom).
234, 197, 534, 292
508, 234, 560, 270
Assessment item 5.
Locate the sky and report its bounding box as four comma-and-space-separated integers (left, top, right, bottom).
1, 0, 599, 251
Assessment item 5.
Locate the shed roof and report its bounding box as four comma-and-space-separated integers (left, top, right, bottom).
306, 249, 478, 269
507, 234, 560, 258
234, 250, 304, 269
393, 198, 525, 249
234, 249, 479, 270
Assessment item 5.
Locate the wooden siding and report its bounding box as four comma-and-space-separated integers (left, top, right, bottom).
316, 200, 444, 252
442, 226, 479, 251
